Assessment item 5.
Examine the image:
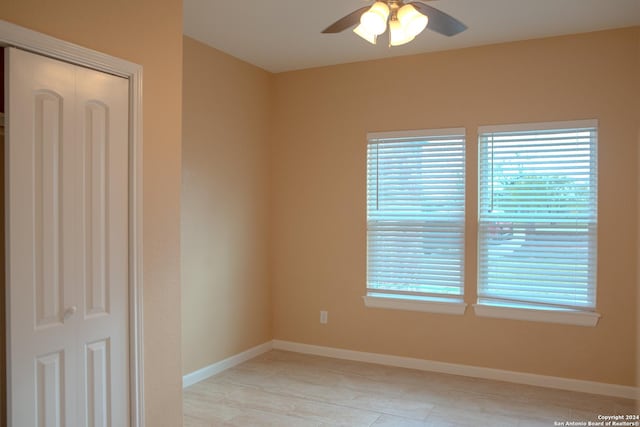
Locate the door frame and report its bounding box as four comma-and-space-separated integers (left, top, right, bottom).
0, 20, 145, 427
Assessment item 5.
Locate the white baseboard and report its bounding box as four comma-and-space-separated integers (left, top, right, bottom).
182, 341, 273, 388
182, 339, 637, 400
272, 340, 638, 400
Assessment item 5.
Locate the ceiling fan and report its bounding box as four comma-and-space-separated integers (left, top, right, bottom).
322, 1, 467, 46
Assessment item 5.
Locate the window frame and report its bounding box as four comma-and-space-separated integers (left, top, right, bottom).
474, 120, 600, 327
364, 128, 467, 315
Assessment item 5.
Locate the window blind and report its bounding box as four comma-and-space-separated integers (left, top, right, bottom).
367, 129, 465, 301
478, 121, 597, 311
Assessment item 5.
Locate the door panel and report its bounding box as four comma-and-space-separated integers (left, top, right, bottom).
8, 47, 77, 426
76, 63, 129, 427
36, 351, 65, 427
85, 339, 110, 427
7, 47, 129, 427
34, 91, 64, 330
84, 101, 109, 318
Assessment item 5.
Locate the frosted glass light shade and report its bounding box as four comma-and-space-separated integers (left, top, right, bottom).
354, 24, 377, 44
389, 19, 415, 46
360, 1, 390, 36
397, 4, 428, 37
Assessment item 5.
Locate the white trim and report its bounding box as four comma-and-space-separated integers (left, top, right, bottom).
128, 59, 145, 427
478, 119, 598, 135
179, 339, 637, 400
272, 340, 637, 400
473, 304, 600, 327
0, 20, 138, 78
363, 295, 467, 315
182, 342, 273, 389
0, 20, 145, 427
367, 127, 466, 140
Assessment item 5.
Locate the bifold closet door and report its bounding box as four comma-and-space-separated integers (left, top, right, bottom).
6, 47, 130, 427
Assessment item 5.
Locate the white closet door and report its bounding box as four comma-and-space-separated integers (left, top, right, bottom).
7, 47, 130, 427
75, 59, 129, 427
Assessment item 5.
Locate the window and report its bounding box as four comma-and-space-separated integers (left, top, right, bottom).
365, 129, 466, 314
476, 120, 599, 326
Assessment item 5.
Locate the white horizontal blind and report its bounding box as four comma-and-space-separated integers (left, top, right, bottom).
478, 121, 597, 311
367, 129, 465, 301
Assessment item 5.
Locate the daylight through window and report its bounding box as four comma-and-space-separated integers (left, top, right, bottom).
366, 129, 466, 303
477, 121, 598, 312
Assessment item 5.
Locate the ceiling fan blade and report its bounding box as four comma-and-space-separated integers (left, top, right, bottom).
409, 2, 467, 36
322, 5, 371, 33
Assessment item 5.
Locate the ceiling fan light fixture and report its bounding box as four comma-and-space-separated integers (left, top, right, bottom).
360, 1, 390, 36
397, 4, 429, 37
322, 1, 466, 47
353, 24, 378, 45
389, 19, 415, 46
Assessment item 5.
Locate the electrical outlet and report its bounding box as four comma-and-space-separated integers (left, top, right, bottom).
320, 310, 328, 324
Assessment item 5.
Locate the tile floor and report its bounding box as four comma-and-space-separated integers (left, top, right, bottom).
183, 350, 637, 427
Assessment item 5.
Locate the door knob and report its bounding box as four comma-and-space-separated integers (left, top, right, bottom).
63, 305, 77, 320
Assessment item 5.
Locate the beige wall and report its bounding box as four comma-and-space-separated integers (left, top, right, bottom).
637, 34, 640, 406
1, 2, 184, 425
181, 37, 272, 374
637, 124, 640, 408
636, 23, 640, 409
0, 122, 5, 426
271, 28, 640, 386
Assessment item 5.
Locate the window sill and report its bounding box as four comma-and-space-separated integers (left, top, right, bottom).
473, 304, 600, 327
363, 295, 467, 315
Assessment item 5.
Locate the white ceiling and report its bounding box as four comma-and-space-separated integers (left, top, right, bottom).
184, 0, 640, 73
